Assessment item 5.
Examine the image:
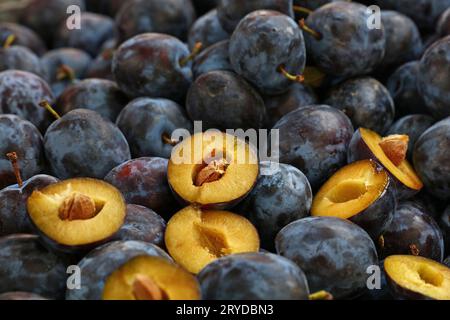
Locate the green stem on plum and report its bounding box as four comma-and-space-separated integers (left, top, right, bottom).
56, 64, 76, 82
278, 64, 305, 83
162, 132, 179, 146
308, 290, 334, 300
179, 42, 203, 67
299, 18, 323, 41
39, 100, 61, 120
3, 34, 15, 49
6, 152, 23, 188
293, 5, 312, 15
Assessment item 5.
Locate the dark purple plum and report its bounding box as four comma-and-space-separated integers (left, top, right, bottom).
104, 157, 179, 220
116, 98, 193, 159
198, 252, 310, 300
85, 49, 114, 80
113, 204, 166, 248
0, 70, 53, 132
186, 70, 266, 130
229, 10, 306, 95
0, 115, 46, 189
413, 118, 450, 200
54, 12, 114, 57
276, 217, 378, 299
115, 0, 196, 43
272, 105, 354, 189
65, 240, 171, 300
386, 61, 429, 116
325, 77, 395, 134
0, 44, 44, 76
441, 205, 450, 255
264, 83, 317, 128
0, 234, 68, 299
112, 33, 193, 102
387, 114, 435, 160
188, 9, 229, 50
0, 292, 48, 300
417, 36, 450, 119
217, 0, 294, 33
380, 10, 423, 68
0, 22, 46, 55
44, 109, 131, 179
303, 2, 385, 77
236, 162, 312, 251
378, 202, 444, 262
0, 174, 58, 236
192, 40, 232, 78
56, 79, 128, 121
437, 8, 450, 37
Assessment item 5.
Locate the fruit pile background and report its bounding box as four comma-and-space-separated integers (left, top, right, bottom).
0, 0, 449, 301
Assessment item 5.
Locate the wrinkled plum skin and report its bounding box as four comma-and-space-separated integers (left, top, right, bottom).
0, 70, 53, 132
116, 98, 193, 159
113, 204, 166, 248
0, 22, 47, 55
276, 217, 378, 299
0, 46, 44, 76
305, 2, 385, 77
386, 61, 429, 116
198, 252, 310, 300
325, 77, 395, 134
273, 105, 354, 190
0, 175, 58, 236
65, 240, 171, 300
387, 115, 435, 161
0, 115, 46, 189
441, 206, 450, 256
41, 48, 92, 84
57, 79, 128, 122
237, 162, 312, 251
437, 8, 450, 37
54, 13, 114, 57
264, 84, 317, 128
380, 11, 422, 68
413, 118, 450, 200
217, 0, 294, 33
116, 0, 196, 43
229, 10, 306, 95
418, 36, 450, 119
188, 10, 229, 50
104, 157, 179, 220
186, 70, 266, 130
378, 202, 444, 262
0, 292, 48, 300
0, 234, 68, 299
192, 40, 232, 78
112, 33, 193, 102
44, 109, 131, 179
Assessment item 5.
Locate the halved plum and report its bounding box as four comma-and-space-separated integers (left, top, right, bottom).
384, 255, 450, 300
348, 128, 423, 199
312, 160, 395, 239
168, 132, 259, 209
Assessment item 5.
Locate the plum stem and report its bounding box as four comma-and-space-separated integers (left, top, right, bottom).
39, 100, 61, 120
293, 5, 312, 15
309, 290, 333, 300
299, 19, 322, 40
56, 64, 76, 82
3, 34, 15, 48
162, 132, 179, 146
6, 152, 23, 188
409, 244, 420, 256
278, 65, 305, 83
179, 42, 203, 67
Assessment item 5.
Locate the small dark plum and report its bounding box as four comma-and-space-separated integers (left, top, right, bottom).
276, 217, 378, 299
386, 61, 429, 116
237, 162, 312, 251
387, 115, 435, 160
325, 77, 395, 134
378, 202, 444, 262
188, 9, 229, 50
115, 0, 196, 43
112, 33, 193, 102
85, 48, 114, 80
44, 108, 131, 179
0, 70, 53, 132
440, 206, 450, 255
113, 204, 166, 247
198, 252, 310, 300
417, 36, 450, 119
217, 0, 294, 33
104, 157, 179, 219
116, 98, 193, 159
0, 22, 46, 55
0, 40, 44, 76
56, 79, 129, 122
413, 118, 450, 200
302, 2, 385, 77
192, 40, 232, 78
437, 8, 450, 37
272, 105, 354, 189
0, 292, 48, 300
229, 10, 306, 95
186, 70, 266, 130
54, 12, 114, 57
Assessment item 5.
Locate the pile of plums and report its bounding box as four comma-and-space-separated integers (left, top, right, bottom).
0, 0, 449, 301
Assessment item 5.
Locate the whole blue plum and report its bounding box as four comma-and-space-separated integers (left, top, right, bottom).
188, 9, 229, 50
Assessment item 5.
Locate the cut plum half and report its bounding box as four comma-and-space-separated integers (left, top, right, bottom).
165, 205, 260, 274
